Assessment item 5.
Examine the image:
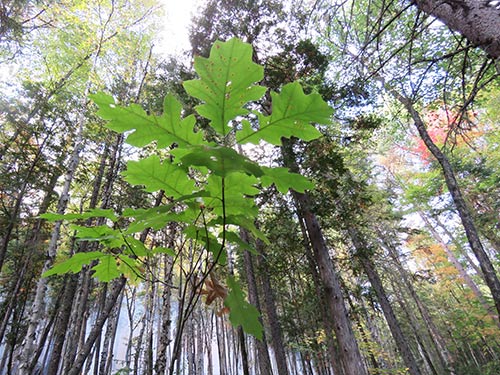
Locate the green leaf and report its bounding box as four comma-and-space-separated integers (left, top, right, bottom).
152, 247, 176, 257
71, 225, 123, 248
260, 167, 314, 194
204, 173, 259, 217
124, 237, 148, 257
174, 146, 263, 177
39, 209, 118, 222
117, 255, 143, 282
92, 255, 121, 282
125, 207, 200, 234
224, 276, 263, 339
90, 93, 203, 147
126, 94, 203, 147
237, 82, 331, 145
43, 251, 106, 277
122, 155, 195, 198
183, 38, 266, 136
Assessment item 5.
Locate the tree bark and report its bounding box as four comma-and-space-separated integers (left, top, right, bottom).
67, 276, 127, 375
382, 233, 456, 374
396, 95, 500, 318
240, 230, 273, 375
349, 228, 422, 375
413, 0, 500, 58
282, 140, 367, 375
292, 191, 367, 375
154, 254, 174, 375
255, 237, 290, 375
297, 216, 345, 375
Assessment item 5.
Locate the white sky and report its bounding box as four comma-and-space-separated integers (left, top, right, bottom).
157, 0, 201, 56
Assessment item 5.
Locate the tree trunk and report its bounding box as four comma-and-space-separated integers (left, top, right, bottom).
67, 276, 127, 375
99, 288, 124, 375
155, 254, 174, 375
394, 92, 500, 319
282, 140, 367, 375
241, 230, 273, 375
297, 217, 345, 375
255, 237, 290, 375
46, 273, 79, 375
382, 233, 456, 374
292, 190, 367, 375
350, 228, 422, 375
413, 0, 500, 58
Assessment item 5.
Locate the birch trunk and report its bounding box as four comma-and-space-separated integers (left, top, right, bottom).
155, 254, 174, 375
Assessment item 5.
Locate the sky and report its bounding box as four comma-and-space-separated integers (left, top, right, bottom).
157, 0, 201, 55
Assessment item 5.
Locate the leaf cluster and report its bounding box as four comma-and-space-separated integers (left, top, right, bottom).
43, 38, 333, 338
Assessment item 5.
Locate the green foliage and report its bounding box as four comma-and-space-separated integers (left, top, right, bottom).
225, 276, 263, 339
43, 38, 333, 338
183, 39, 267, 137
237, 82, 329, 145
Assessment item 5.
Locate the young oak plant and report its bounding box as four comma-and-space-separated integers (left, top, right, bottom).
42, 38, 333, 338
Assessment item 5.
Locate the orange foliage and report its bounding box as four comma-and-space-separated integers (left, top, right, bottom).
411, 107, 482, 163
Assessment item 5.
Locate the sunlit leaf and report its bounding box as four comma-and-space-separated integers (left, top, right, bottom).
237, 82, 331, 145
123, 155, 195, 197
173, 146, 263, 177
92, 255, 121, 282
39, 209, 118, 222
260, 167, 314, 193
91, 93, 203, 147
43, 252, 106, 277
184, 38, 266, 136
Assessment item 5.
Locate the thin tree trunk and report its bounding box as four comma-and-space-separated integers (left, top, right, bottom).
100, 288, 124, 375
46, 273, 79, 375
382, 233, 456, 374
348, 227, 422, 375
155, 254, 174, 375
238, 326, 250, 375
420, 212, 500, 326
241, 230, 273, 375
67, 276, 127, 375
255, 237, 289, 375
395, 93, 500, 318
433, 216, 484, 277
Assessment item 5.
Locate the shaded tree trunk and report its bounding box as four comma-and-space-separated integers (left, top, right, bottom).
291, 190, 367, 375
255, 237, 290, 375
66, 276, 127, 375
283, 140, 367, 375
241, 230, 273, 375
